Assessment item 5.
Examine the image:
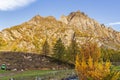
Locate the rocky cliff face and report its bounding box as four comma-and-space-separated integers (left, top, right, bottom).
60, 11, 120, 50
0, 11, 120, 53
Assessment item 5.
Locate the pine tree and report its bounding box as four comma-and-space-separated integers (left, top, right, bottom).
42, 39, 50, 56
53, 38, 65, 60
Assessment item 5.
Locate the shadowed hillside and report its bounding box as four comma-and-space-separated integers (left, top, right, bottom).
0, 52, 74, 71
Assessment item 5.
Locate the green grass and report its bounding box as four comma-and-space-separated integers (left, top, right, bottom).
0, 69, 75, 80
0, 70, 9, 74
0, 70, 56, 80
111, 65, 120, 71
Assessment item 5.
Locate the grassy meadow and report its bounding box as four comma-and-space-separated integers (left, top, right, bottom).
0, 69, 75, 80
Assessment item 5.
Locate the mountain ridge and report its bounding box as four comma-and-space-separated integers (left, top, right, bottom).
60, 11, 120, 50
0, 11, 120, 53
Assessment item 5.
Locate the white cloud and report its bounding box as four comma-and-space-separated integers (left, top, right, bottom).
106, 22, 120, 31
0, 0, 36, 11
107, 22, 120, 25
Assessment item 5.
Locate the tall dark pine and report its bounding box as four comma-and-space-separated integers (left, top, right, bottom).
42, 39, 50, 56
53, 38, 65, 60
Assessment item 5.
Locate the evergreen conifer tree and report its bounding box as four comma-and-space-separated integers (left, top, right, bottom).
53, 38, 65, 60
42, 39, 50, 56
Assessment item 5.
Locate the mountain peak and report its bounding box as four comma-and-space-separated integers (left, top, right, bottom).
30, 15, 43, 21
60, 10, 88, 24
45, 16, 56, 20
28, 15, 43, 25
68, 10, 87, 19
69, 10, 86, 17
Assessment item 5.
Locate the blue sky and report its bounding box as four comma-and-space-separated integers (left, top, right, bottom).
0, 0, 120, 31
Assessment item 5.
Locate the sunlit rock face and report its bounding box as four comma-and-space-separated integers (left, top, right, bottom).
60, 11, 120, 50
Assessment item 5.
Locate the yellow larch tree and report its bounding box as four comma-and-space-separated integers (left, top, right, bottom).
75, 42, 112, 80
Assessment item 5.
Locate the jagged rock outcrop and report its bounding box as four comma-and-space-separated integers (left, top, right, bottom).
60, 11, 120, 50
0, 11, 120, 53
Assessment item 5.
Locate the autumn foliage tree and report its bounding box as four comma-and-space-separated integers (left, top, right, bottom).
75, 42, 115, 80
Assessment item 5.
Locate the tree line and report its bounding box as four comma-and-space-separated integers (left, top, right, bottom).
41, 35, 80, 64
41, 37, 120, 64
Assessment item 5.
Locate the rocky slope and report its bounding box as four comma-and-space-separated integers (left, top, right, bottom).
0, 15, 77, 53
0, 52, 74, 70
0, 11, 120, 53
60, 11, 120, 50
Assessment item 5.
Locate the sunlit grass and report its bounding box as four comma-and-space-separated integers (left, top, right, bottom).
0, 70, 55, 80
0, 70, 10, 74
112, 65, 120, 71
0, 69, 75, 80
